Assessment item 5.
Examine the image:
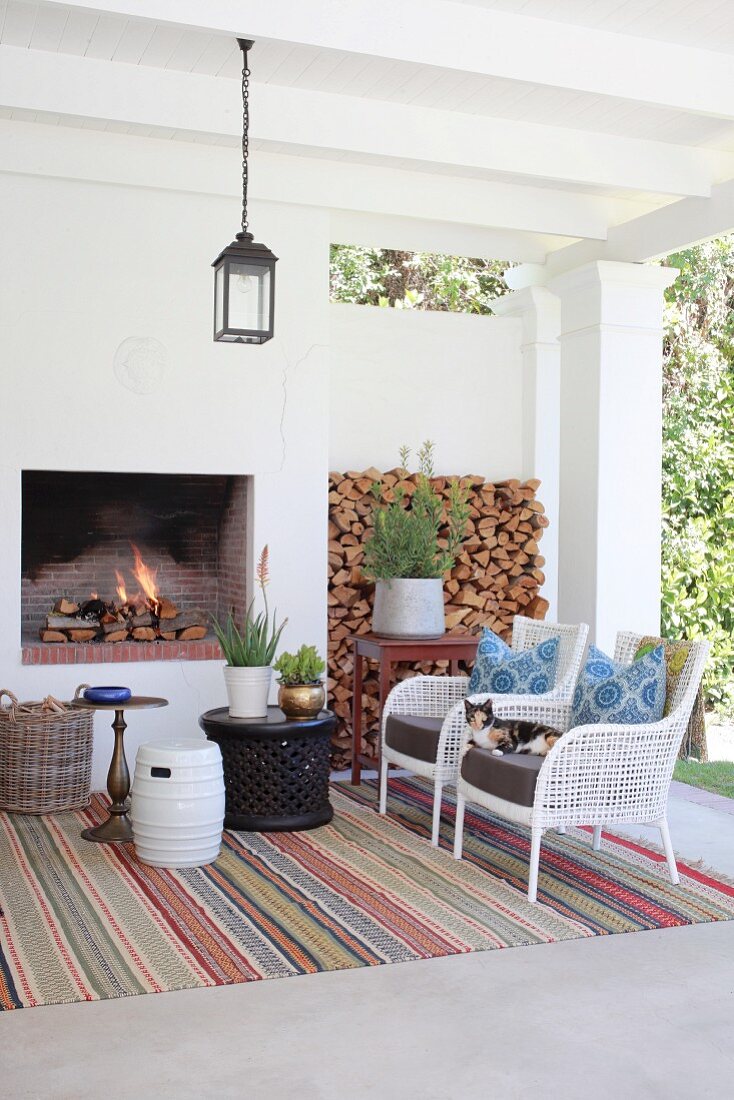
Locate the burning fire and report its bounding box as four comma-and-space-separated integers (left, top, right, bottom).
114, 571, 127, 604
130, 543, 161, 615
113, 546, 161, 614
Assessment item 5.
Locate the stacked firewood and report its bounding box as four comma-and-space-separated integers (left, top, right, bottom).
327, 468, 549, 769
40, 597, 209, 644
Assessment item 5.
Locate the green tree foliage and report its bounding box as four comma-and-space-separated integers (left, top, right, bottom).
661, 239, 734, 710
329, 245, 509, 314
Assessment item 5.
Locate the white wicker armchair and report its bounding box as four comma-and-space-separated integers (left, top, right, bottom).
453, 633, 710, 903
378, 616, 589, 846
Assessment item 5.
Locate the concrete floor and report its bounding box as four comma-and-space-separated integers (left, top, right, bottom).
3, 787, 734, 1100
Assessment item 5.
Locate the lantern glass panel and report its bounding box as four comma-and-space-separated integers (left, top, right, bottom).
214, 264, 224, 335
228, 262, 270, 333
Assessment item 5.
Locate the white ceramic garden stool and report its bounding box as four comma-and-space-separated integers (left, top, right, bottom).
130, 739, 225, 868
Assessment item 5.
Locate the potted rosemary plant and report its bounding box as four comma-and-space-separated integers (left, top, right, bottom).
364, 441, 470, 638
273, 644, 326, 720
212, 546, 287, 718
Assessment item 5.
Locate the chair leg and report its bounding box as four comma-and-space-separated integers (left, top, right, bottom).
378, 753, 388, 815
659, 818, 680, 885
592, 823, 603, 851
431, 781, 443, 847
528, 828, 543, 904
453, 794, 466, 860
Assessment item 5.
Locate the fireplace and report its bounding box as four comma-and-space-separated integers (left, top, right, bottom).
21, 471, 249, 665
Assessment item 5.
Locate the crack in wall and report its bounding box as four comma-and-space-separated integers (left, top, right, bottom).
276, 342, 328, 472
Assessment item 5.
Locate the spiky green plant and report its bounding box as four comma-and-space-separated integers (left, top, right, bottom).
273, 645, 326, 685
212, 546, 287, 666
363, 441, 470, 581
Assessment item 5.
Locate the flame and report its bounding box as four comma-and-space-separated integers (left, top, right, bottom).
114, 571, 127, 604
130, 543, 160, 614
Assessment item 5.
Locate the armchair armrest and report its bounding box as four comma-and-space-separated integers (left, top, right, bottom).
533, 716, 682, 829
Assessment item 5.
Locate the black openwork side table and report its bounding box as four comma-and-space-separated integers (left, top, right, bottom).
198, 707, 336, 831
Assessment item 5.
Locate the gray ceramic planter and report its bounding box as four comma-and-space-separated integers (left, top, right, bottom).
372, 578, 446, 638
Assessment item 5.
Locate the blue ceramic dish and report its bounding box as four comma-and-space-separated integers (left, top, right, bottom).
83, 686, 132, 704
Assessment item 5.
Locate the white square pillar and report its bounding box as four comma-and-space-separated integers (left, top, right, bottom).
493, 287, 561, 618
550, 260, 677, 651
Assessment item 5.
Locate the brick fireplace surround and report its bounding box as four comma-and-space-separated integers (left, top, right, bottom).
21, 471, 248, 665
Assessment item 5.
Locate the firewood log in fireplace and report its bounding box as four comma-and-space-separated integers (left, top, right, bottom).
103, 619, 129, 636
46, 614, 101, 631
53, 598, 79, 616
177, 626, 208, 641
156, 609, 209, 634
41, 600, 210, 643
42, 602, 211, 642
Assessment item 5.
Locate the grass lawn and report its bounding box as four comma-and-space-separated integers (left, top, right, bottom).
674, 759, 734, 799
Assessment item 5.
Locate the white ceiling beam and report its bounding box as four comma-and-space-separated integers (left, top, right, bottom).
0, 46, 725, 198
605, 179, 734, 261
509, 179, 734, 279
329, 211, 568, 265
35, 0, 734, 120
0, 118, 625, 240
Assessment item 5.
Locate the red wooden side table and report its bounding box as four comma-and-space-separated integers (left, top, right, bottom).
349, 632, 477, 784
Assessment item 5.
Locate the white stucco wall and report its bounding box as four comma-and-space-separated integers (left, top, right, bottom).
0, 131, 531, 791
329, 302, 524, 479
0, 169, 330, 788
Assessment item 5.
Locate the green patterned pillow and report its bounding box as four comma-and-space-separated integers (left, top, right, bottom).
635, 636, 706, 759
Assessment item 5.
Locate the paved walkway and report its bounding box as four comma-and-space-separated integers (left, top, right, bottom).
671, 777, 734, 816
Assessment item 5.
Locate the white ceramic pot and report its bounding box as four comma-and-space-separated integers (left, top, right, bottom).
130, 739, 225, 868
223, 664, 272, 718
372, 577, 446, 638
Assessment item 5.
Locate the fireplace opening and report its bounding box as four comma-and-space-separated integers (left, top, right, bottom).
21, 471, 248, 665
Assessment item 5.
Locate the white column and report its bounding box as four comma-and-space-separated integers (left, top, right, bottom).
494, 287, 561, 619
549, 260, 677, 651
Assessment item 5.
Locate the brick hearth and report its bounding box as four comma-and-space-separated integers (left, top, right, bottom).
22, 637, 223, 665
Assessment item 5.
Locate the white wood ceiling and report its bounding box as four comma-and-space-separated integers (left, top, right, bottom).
2, 0, 734, 151
457, 0, 734, 55
1, 0, 734, 261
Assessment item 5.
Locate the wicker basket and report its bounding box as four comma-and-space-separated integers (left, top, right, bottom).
0, 685, 94, 814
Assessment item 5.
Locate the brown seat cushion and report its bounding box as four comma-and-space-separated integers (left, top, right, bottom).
384, 714, 443, 764
460, 747, 544, 807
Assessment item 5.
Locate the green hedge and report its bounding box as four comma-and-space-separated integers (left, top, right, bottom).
661, 240, 734, 712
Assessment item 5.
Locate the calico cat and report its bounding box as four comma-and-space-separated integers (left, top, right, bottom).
464, 698, 562, 757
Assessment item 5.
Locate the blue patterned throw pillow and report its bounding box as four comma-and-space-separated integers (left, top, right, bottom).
468, 628, 560, 696
570, 644, 666, 728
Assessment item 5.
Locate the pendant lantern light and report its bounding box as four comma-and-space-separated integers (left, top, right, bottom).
212, 39, 277, 344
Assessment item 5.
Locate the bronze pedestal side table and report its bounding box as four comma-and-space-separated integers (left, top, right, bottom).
76, 696, 168, 844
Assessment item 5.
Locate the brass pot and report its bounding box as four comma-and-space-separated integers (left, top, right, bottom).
278, 682, 325, 720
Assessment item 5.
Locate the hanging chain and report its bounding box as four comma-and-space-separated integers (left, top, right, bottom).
240, 42, 251, 234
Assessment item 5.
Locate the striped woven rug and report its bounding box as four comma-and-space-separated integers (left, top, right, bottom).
2, 778, 733, 1010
